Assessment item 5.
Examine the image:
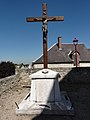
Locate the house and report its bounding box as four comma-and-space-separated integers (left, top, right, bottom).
32, 37, 90, 68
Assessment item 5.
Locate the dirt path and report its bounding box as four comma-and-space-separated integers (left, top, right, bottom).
0, 86, 35, 120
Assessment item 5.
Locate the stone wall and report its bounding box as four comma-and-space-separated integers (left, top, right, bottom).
30, 67, 90, 83
0, 68, 30, 95
0, 75, 18, 95
52, 67, 90, 83
16, 68, 31, 86
0, 67, 90, 95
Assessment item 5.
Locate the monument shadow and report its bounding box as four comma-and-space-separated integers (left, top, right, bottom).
32, 67, 90, 120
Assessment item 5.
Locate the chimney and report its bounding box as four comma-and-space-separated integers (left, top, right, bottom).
58, 36, 62, 50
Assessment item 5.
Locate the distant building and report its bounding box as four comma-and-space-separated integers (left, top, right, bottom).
32, 37, 90, 68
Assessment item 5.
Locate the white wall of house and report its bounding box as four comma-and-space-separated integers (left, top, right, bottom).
33, 63, 74, 68
33, 63, 90, 69
48, 63, 74, 68
80, 63, 90, 67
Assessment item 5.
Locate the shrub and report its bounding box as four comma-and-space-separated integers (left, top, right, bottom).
0, 61, 15, 78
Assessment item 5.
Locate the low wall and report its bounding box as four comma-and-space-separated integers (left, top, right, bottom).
0, 75, 17, 95
0, 67, 90, 95
30, 67, 90, 83
15, 67, 90, 84
0, 68, 30, 95
53, 67, 90, 83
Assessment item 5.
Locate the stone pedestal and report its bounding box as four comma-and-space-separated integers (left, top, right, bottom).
30, 69, 61, 103
16, 69, 74, 115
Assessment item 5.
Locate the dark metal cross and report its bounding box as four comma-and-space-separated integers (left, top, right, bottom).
26, 3, 64, 68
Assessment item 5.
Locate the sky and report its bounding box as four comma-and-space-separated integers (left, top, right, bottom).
0, 0, 90, 64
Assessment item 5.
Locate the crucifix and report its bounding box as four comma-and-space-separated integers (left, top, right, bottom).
26, 3, 64, 68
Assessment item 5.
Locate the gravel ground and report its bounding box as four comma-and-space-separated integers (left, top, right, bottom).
0, 82, 90, 120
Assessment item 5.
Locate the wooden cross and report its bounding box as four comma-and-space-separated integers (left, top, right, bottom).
26, 3, 64, 68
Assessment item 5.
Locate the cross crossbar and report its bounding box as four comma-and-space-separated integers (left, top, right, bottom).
26, 16, 64, 22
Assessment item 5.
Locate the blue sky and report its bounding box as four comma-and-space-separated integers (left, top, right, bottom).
0, 0, 90, 64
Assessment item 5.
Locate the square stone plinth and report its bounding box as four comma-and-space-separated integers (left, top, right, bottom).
16, 69, 74, 115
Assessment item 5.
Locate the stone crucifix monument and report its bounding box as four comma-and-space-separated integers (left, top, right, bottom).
16, 3, 74, 115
